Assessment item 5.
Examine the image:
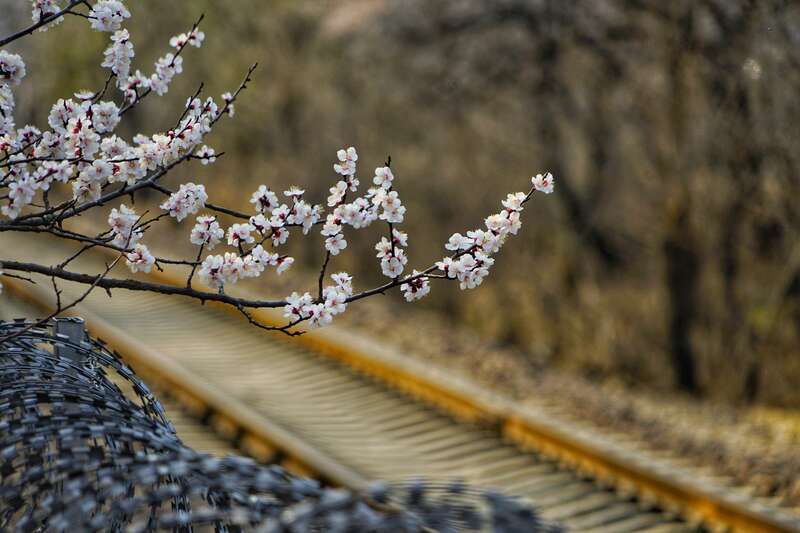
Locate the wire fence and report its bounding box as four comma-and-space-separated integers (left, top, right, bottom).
0, 317, 558, 532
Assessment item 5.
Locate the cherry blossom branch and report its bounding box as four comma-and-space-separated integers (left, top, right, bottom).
1, 224, 201, 266
118, 14, 206, 116
0, 4, 556, 337
0, 0, 86, 48
1, 272, 36, 284
317, 251, 332, 301
147, 182, 251, 220
235, 306, 306, 337
2, 63, 256, 229
1, 259, 289, 308
185, 245, 204, 288
1, 155, 141, 169
0, 252, 122, 342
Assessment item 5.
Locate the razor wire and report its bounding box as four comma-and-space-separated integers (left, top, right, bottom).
0, 318, 560, 532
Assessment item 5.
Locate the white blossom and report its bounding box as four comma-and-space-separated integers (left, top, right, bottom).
71, 177, 102, 202
246, 244, 278, 272
291, 200, 320, 234
227, 223, 255, 246
270, 204, 290, 226
88, 0, 130, 32
468, 228, 502, 254
108, 203, 141, 247
82, 159, 113, 183
330, 272, 353, 296
241, 255, 262, 278
323, 285, 348, 314
160, 182, 207, 221
113, 152, 146, 185
48, 98, 86, 133
64, 115, 100, 157
102, 29, 134, 83
31, 0, 63, 27
531, 172, 555, 194
271, 227, 289, 247
445, 232, 473, 252
43, 160, 69, 185
195, 144, 216, 164
307, 303, 333, 329
121, 70, 149, 102
100, 134, 127, 158
190, 215, 224, 249
125, 243, 155, 273
0, 86, 15, 134
0, 51, 26, 86
90, 101, 120, 133
502, 191, 527, 212
197, 253, 245, 288
392, 228, 408, 247
2, 177, 35, 219
249, 213, 269, 234
198, 254, 224, 288
380, 251, 406, 279
379, 190, 406, 223
250, 185, 279, 214
150, 53, 183, 95
220, 252, 244, 285
372, 166, 394, 189
334, 146, 358, 176
284, 291, 313, 321
221, 91, 234, 117
325, 233, 347, 256
401, 271, 430, 302
374, 237, 393, 259
327, 180, 347, 207
242, 245, 275, 278
0, 0, 558, 332
276, 256, 294, 274
169, 28, 205, 49
435, 257, 457, 279
336, 198, 377, 229
284, 186, 305, 199
74, 89, 94, 101
436, 252, 496, 291
321, 215, 342, 237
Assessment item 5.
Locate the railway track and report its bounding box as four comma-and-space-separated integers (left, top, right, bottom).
2, 236, 799, 532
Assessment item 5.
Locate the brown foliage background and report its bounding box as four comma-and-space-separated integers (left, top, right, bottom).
6, 0, 800, 404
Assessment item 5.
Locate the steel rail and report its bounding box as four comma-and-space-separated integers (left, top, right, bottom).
145, 264, 800, 533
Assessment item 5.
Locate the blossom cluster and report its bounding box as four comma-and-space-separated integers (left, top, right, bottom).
126, 242, 155, 273
435, 173, 554, 290
160, 182, 207, 221
89, 0, 130, 33
0, 2, 218, 221
31, 0, 64, 28
375, 229, 408, 278
193, 182, 330, 289
108, 203, 141, 247
0, 1, 556, 336
321, 148, 409, 281
197, 246, 292, 290
284, 272, 352, 329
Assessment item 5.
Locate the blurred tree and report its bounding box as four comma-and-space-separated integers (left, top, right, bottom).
12, 0, 800, 403
351, 0, 800, 400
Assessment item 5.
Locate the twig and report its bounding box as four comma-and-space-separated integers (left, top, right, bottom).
0, 0, 85, 48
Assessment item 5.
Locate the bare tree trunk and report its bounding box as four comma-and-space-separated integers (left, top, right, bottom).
663, 201, 699, 393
